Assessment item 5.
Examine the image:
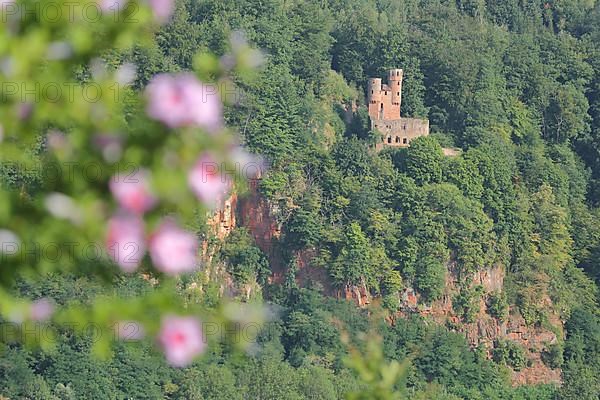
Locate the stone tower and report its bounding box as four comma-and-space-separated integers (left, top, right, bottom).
389, 68, 403, 112
368, 68, 429, 150
368, 69, 402, 120
367, 77, 382, 115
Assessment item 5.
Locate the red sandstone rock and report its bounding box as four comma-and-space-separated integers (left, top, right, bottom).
205, 187, 564, 388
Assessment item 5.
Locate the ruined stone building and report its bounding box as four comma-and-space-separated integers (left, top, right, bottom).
368, 69, 429, 150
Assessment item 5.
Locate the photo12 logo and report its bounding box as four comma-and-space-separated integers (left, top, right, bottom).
1, 81, 124, 104
0, 1, 139, 24
0, 238, 110, 264
0, 161, 141, 187
0, 320, 264, 344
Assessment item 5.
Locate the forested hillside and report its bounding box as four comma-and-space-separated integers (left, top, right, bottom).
2, 0, 600, 399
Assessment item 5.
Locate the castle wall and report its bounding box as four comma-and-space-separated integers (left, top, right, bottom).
373, 117, 430, 150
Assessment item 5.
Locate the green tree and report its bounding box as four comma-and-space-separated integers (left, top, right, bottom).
238, 63, 307, 165
331, 223, 374, 287
492, 340, 528, 371
544, 83, 591, 143
221, 228, 270, 284
236, 354, 303, 400
405, 137, 444, 185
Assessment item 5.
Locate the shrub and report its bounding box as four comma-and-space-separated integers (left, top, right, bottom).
541, 343, 564, 369
220, 228, 270, 284
453, 286, 484, 323
492, 340, 528, 371
487, 291, 509, 321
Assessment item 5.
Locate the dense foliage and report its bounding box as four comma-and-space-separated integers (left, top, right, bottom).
2, 0, 600, 398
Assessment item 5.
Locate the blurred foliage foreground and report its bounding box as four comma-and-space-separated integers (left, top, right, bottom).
0, 0, 271, 370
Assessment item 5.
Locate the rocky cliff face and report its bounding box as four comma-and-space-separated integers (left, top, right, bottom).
205, 193, 237, 240
396, 264, 562, 386
202, 190, 265, 301
206, 190, 563, 386
236, 179, 286, 283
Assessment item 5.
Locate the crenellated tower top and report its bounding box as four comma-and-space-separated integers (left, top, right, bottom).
367, 68, 429, 150
367, 69, 403, 120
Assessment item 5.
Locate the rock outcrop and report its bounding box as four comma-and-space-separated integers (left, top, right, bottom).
206, 188, 563, 387
396, 264, 562, 386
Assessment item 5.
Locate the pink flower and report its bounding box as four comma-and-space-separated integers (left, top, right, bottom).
187, 154, 231, 208
230, 145, 266, 180
158, 315, 205, 367
93, 134, 123, 163
115, 320, 145, 341
148, 0, 174, 23
44, 192, 83, 225
17, 102, 33, 120
145, 73, 222, 131
149, 221, 198, 275
106, 214, 146, 273
46, 130, 68, 151
30, 298, 54, 321
109, 169, 156, 214
0, 1, 16, 17
98, 0, 127, 12
0, 229, 20, 255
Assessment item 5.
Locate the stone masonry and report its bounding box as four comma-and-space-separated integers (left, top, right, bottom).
368, 69, 429, 150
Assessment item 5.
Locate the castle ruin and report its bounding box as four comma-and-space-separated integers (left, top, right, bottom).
368, 69, 429, 150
